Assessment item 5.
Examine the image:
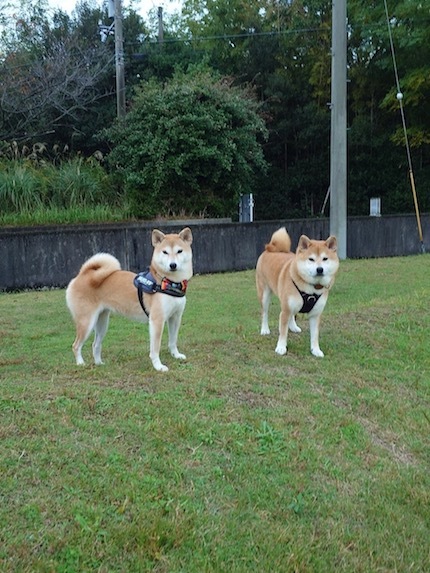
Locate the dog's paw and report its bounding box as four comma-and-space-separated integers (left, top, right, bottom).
275, 344, 287, 356
151, 358, 169, 372
172, 351, 186, 360
260, 327, 271, 335
311, 348, 324, 358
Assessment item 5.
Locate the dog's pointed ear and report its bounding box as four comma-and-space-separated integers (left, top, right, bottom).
152, 229, 165, 247
325, 236, 338, 251
297, 235, 311, 252
179, 227, 193, 245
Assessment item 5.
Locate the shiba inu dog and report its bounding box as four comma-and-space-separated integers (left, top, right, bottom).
256, 227, 339, 357
66, 227, 193, 372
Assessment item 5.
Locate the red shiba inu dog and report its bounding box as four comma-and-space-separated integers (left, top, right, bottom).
66, 227, 193, 372
256, 227, 339, 357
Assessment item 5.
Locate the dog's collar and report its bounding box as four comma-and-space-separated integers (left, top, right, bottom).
134, 269, 188, 316
292, 280, 322, 314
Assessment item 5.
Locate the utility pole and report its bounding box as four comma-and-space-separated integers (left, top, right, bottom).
329, 0, 347, 259
114, 0, 126, 119
158, 7, 164, 43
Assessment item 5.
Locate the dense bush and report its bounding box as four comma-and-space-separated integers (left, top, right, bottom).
103, 67, 268, 219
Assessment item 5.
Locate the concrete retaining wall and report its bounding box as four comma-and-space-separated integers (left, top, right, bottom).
0, 214, 428, 290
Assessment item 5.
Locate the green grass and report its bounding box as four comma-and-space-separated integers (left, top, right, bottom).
1, 256, 429, 572
0, 159, 128, 226
0, 205, 131, 227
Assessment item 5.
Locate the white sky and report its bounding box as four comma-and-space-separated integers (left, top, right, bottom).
49, 0, 182, 18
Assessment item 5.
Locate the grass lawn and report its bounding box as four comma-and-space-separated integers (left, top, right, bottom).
1, 255, 429, 572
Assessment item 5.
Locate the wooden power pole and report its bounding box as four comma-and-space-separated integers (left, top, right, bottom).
158, 7, 164, 43
114, 0, 126, 119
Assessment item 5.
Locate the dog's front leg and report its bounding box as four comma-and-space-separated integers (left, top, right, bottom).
167, 312, 186, 360
275, 309, 290, 355
149, 318, 168, 371
309, 314, 324, 357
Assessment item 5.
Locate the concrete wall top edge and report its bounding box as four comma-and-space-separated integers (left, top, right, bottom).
0, 218, 233, 237
1, 212, 427, 238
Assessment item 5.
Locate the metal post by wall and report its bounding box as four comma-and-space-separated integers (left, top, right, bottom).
239, 194, 254, 223
115, 0, 126, 119
329, 0, 347, 259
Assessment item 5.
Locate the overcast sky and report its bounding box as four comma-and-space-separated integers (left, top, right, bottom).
48, 0, 182, 18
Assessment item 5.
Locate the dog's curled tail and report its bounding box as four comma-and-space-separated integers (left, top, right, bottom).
265, 227, 291, 253
78, 253, 121, 287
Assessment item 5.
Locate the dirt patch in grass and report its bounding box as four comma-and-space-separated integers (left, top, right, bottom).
228, 389, 277, 409
358, 416, 419, 467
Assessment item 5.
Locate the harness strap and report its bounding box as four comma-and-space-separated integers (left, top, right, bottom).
134, 270, 156, 317
292, 280, 322, 314
134, 269, 188, 317
137, 285, 150, 317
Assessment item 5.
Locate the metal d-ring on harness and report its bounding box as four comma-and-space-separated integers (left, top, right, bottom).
134, 269, 188, 317
292, 280, 323, 314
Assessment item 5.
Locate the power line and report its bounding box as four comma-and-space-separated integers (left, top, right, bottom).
124, 26, 327, 46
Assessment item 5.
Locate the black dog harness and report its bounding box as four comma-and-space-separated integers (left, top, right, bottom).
134, 269, 188, 316
292, 281, 323, 314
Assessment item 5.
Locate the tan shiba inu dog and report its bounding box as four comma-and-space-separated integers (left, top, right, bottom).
66, 227, 193, 372
256, 227, 339, 357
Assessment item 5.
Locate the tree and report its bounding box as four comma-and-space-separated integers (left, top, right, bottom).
0, 1, 155, 153
0, 1, 119, 150
178, 0, 335, 219
347, 0, 430, 214
0, 38, 113, 140
2, 0, 430, 220
103, 66, 268, 219
182, 0, 266, 75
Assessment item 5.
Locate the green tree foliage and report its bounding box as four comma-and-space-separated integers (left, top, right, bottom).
103, 66, 268, 219
182, 0, 266, 74
1, 0, 430, 221
178, 0, 335, 218
347, 0, 430, 214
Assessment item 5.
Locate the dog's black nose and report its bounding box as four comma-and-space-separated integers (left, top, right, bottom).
170, 262, 177, 270
316, 266, 324, 275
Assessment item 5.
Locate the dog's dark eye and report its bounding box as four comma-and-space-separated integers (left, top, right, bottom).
177, 249, 183, 254
163, 250, 168, 255
309, 257, 315, 262
323, 256, 328, 261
